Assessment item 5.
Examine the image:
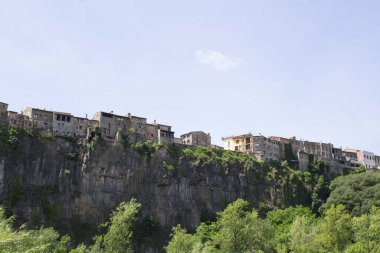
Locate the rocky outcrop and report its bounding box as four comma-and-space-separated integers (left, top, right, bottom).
0, 135, 311, 250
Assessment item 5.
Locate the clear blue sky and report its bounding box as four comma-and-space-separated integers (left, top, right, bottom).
0, 0, 379, 153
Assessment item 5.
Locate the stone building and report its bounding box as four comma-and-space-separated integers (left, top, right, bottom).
0, 102, 8, 129
92, 112, 131, 140
174, 137, 183, 144
344, 149, 376, 170
53, 112, 73, 136
269, 136, 291, 159
157, 124, 174, 144
297, 150, 309, 171
7, 111, 32, 130
180, 131, 211, 147
24, 107, 54, 131
331, 147, 349, 168
146, 123, 159, 142
252, 135, 280, 161
72, 117, 95, 138
290, 137, 333, 161
375, 155, 380, 169
343, 149, 365, 169
130, 114, 147, 135
222, 133, 253, 153
222, 133, 280, 161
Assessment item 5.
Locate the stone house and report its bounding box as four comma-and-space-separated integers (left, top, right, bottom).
252, 135, 280, 161
174, 137, 183, 144
0, 102, 8, 129
343, 149, 363, 169
180, 131, 211, 147
130, 114, 147, 135
344, 149, 376, 170
269, 136, 291, 160
375, 155, 380, 169
72, 117, 94, 138
24, 107, 54, 131
290, 137, 333, 161
146, 123, 159, 142
7, 111, 32, 130
92, 112, 131, 140
222, 133, 253, 152
157, 124, 174, 144
53, 112, 73, 136
297, 150, 309, 171
222, 133, 280, 161
330, 147, 351, 170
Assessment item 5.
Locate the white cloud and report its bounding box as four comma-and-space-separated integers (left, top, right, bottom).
196, 50, 242, 71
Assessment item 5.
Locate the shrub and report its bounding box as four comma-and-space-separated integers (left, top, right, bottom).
132, 141, 159, 157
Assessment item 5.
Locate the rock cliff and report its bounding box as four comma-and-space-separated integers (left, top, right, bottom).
0, 133, 314, 251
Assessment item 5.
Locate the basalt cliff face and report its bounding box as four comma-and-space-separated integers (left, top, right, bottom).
0, 135, 313, 251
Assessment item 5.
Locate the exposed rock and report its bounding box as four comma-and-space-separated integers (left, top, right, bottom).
0, 135, 312, 251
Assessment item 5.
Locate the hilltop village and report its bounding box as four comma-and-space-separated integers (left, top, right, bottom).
0, 101, 379, 172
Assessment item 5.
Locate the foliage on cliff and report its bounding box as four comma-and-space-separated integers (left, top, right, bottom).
323, 171, 380, 216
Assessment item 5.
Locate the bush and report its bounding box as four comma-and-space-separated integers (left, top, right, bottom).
67, 152, 79, 161
163, 161, 177, 171
132, 141, 159, 157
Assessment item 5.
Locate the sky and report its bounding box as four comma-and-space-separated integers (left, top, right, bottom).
0, 0, 379, 153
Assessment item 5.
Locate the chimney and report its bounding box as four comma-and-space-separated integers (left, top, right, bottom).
153, 119, 157, 125
128, 113, 131, 118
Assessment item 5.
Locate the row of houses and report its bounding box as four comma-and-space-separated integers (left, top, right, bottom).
0, 101, 212, 147
2, 101, 376, 171
222, 133, 380, 171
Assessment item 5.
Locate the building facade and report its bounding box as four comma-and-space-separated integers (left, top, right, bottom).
157, 124, 174, 144
375, 155, 380, 169
222, 133, 280, 161
7, 111, 32, 130
93, 112, 131, 140
53, 112, 73, 136
180, 131, 211, 147
0, 102, 8, 129
344, 149, 376, 169
290, 137, 333, 161
24, 107, 54, 131
72, 117, 94, 138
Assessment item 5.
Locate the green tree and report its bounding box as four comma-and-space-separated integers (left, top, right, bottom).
314, 204, 353, 252
289, 215, 319, 253
166, 225, 199, 253
0, 207, 70, 252
345, 206, 380, 253
99, 198, 141, 253
212, 199, 274, 252
266, 206, 314, 252
323, 171, 380, 215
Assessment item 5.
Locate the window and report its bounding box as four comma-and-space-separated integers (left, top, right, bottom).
235, 140, 239, 144
79, 126, 82, 130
